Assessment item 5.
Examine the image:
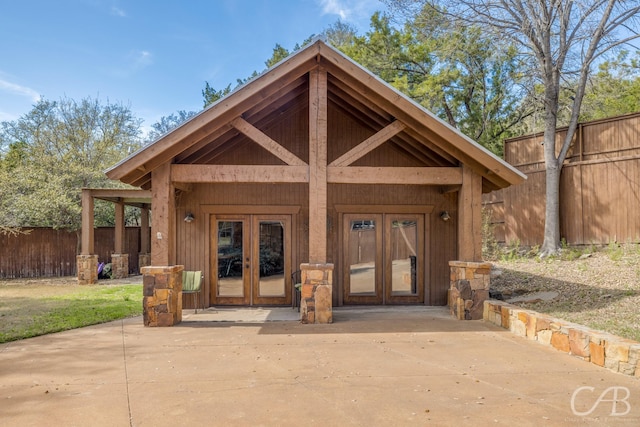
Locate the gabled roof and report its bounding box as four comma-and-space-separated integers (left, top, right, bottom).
106, 38, 525, 192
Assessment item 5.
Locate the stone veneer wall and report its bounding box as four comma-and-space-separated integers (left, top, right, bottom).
141, 265, 183, 327
300, 263, 333, 324
138, 253, 151, 272
485, 300, 640, 377
111, 254, 129, 279
448, 261, 491, 320
77, 255, 98, 285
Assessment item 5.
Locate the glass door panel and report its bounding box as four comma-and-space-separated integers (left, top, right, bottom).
385, 215, 424, 304
257, 220, 285, 297
343, 214, 382, 304
213, 217, 250, 305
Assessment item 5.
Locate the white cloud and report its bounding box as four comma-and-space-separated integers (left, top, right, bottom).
0, 78, 41, 102
133, 50, 153, 68
111, 6, 126, 17
319, 0, 350, 20
129, 50, 153, 71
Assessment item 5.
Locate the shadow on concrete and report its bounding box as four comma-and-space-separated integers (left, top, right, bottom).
177, 306, 502, 335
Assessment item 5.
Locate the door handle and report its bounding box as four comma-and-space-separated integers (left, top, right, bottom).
245, 264, 250, 269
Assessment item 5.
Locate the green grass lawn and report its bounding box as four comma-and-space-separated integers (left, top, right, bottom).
0, 283, 143, 343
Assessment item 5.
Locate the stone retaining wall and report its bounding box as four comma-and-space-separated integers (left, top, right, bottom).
484, 300, 640, 377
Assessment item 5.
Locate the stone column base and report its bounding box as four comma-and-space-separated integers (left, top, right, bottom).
138, 253, 151, 272
77, 255, 98, 285
142, 265, 183, 327
300, 263, 333, 324
448, 261, 491, 320
111, 253, 129, 279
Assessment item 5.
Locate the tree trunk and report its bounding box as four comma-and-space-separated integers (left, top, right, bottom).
540, 162, 561, 256
540, 81, 562, 256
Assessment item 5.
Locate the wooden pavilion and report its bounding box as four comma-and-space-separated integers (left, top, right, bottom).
90, 39, 525, 324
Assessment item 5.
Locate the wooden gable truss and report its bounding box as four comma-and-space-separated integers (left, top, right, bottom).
106, 39, 525, 268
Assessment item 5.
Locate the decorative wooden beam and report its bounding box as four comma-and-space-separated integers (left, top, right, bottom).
171, 164, 309, 183
140, 205, 150, 254
308, 67, 328, 263
151, 163, 175, 266
457, 164, 483, 261
330, 120, 406, 167
81, 189, 94, 255
327, 166, 462, 185
230, 117, 307, 166
114, 201, 125, 254
88, 189, 152, 201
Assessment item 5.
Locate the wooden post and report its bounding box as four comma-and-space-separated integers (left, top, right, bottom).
308, 67, 328, 263
81, 189, 94, 255
457, 164, 483, 261
140, 205, 150, 254
114, 200, 125, 254
151, 163, 176, 266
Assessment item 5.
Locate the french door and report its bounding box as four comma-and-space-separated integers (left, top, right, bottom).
211, 214, 291, 306
343, 213, 424, 304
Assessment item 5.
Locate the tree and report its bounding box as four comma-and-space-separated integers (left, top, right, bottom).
202, 82, 232, 108
580, 51, 640, 121
322, 21, 358, 48
203, 37, 319, 108
389, 0, 640, 255
0, 97, 142, 232
146, 110, 198, 143
341, 10, 529, 154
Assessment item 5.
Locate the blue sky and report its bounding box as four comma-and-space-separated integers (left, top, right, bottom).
0, 0, 386, 133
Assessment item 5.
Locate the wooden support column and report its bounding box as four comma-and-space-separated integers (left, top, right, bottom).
78, 189, 97, 284
308, 67, 328, 263
81, 189, 94, 255
457, 164, 483, 261
138, 204, 151, 271
114, 201, 125, 254
140, 205, 150, 254
151, 163, 176, 266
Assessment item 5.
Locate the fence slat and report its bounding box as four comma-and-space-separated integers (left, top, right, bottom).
0, 227, 141, 279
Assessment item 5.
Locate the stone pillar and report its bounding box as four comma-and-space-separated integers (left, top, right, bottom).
300, 263, 333, 324
138, 253, 151, 272
77, 255, 98, 285
448, 261, 491, 320
141, 265, 183, 327
111, 254, 129, 279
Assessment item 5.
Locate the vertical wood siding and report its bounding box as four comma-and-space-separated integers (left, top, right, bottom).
0, 227, 141, 278
483, 112, 640, 246
175, 101, 458, 307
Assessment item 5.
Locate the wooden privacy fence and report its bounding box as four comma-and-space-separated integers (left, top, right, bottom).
0, 227, 142, 279
483, 112, 640, 246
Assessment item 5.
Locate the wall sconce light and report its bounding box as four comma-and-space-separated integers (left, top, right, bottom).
440, 211, 450, 222
184, 212, 195, 223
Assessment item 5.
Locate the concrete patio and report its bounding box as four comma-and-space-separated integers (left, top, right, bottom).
0, 307, 638, 426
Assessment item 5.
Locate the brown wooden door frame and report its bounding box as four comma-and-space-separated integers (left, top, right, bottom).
210, 213, 292, 306
341, 210, 426, 305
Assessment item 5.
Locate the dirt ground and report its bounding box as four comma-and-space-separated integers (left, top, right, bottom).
491, 249, 640, 341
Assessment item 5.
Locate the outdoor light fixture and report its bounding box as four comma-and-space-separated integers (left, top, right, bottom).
440, 211, 450, 222
184, 212, 195, 223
